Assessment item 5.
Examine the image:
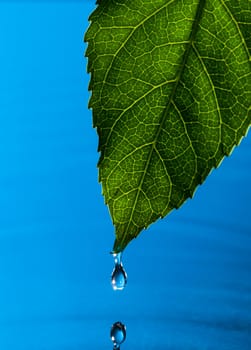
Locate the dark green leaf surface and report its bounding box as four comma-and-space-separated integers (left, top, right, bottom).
85, 0, 251, 252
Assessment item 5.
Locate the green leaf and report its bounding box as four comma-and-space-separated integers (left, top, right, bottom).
85, 0, 251, 253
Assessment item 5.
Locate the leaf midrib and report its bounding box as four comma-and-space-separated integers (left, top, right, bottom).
119, 0, 207, 247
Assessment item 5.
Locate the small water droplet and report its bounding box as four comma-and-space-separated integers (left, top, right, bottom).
111, 252, 127, 290
110, 321, 126, 349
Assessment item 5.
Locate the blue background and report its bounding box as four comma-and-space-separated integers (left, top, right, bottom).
0, 1, 250, 349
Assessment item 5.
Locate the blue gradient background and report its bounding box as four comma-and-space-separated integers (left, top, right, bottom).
0, 1, 250, 349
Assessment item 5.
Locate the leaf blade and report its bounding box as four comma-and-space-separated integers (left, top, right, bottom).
85, 0, 251, 252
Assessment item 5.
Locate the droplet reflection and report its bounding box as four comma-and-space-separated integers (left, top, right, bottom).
110, 321, 126, 349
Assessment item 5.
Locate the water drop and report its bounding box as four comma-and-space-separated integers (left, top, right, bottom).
110, 321, 126, 349
111, 252, 127, 290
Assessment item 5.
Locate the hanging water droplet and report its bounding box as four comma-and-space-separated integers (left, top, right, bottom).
110, 321, 126, 349
111, 252, 127, 290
